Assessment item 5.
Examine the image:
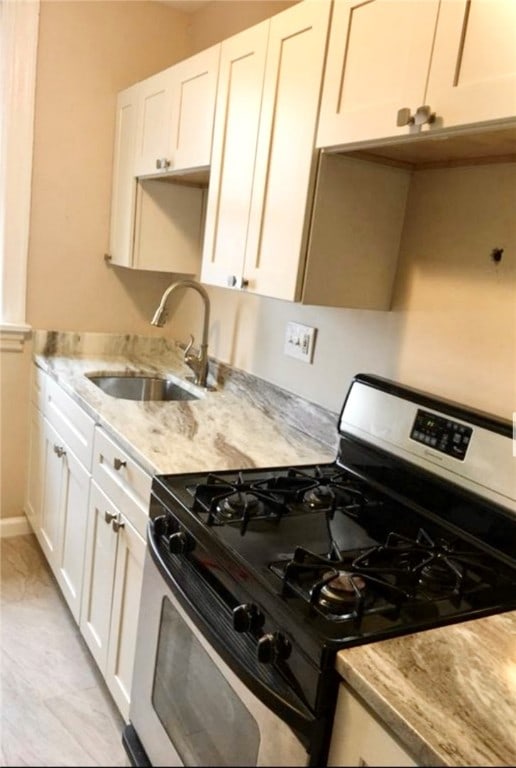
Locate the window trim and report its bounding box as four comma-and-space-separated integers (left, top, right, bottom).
0, 0, 40, 351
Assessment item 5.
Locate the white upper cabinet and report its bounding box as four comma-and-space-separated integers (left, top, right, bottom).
108, 84, 139, 268
134, 45, 220, 177
425, 0, 516, 130
317, 0, 516, 150
171, 45, 221, 171
246, 0, 333, 300
134, 68, 174, 177
201, 21, 270, 290
202, 0, 332, 300
108, 46, 219, 269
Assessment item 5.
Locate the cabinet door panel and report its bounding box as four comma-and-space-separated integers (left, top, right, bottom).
426, 0, 516, 129
201, 21, 269, 288
134, 69, 174, 176
245, 0, 331, 300
317, 0, 439, 148
39, 419, 65, 570
80, 482, 118, 673
106, 518, 145, 720
171, 45, 220, 171
109, 84, 139, 267
55, 448, 90, 623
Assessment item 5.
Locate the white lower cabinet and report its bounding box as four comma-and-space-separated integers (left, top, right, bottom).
25, 368, 151, 721
29, 370, 94, 624
328, 684, 416, 767
81, 427, 150, 720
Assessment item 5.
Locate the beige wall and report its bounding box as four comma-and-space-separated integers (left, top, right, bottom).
26, 0, 192, 333
187, 0, 296, 52
0, 348, 32, 519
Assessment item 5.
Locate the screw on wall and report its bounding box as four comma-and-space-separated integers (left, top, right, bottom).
490, 247, 504, 264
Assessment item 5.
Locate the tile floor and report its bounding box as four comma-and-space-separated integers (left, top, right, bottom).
0, 534, 127, 766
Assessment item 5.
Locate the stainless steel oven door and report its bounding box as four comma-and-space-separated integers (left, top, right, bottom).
129, 549, 310, 767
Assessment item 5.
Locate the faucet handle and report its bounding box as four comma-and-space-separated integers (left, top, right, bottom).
184, 334, 195, 358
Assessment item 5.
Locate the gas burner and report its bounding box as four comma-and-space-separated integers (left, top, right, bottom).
216, 492, 261, 521
417, 559, 461, 595
318, 570, 367, 611
303, 485, 336, 510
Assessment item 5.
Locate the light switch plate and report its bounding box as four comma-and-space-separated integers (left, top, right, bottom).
284, 322, 316, 363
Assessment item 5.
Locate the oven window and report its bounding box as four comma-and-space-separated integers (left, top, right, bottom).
152, 597, 260, 766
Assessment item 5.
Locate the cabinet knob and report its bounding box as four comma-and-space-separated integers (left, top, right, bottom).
104, 510, 117, 524
396, 107, 415, 127
53, 444, 66, 458
227, 275, 249, 289
112, 516, 125, 533
113, 457, 126, 471
156, 158, 171, 170
414, 104, 436, 126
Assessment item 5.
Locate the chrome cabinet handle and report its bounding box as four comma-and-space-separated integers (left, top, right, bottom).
414, 104, 436, 126
112, 516, 125, 533
227, 275, 237, 287
113, 457, 126, 471
104, 510, 117, 524
53, 444, 66, 458
155, 158, 171, 170
396, 107, 415, 127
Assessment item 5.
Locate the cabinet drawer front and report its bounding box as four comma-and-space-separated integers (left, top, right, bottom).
31, 366, 47, 411
92, 428, 151, 539
45, 377, 95, 469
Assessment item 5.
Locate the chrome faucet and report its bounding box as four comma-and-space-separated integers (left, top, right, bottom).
150, 279, 210, 387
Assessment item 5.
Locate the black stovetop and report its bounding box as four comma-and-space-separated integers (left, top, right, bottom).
151, 448, 516, 657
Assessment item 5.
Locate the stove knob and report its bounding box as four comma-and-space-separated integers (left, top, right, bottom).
232, 603, 265, 633
257, 632, 292, 664
167, 531, 193, 555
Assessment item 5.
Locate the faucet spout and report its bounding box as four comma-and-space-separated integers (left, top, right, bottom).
150, 279, 211, 387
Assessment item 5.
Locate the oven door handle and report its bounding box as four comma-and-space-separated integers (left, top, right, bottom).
148, 524, 321, 744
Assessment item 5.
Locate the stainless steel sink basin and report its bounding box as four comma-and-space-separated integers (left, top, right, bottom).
86, 373, 199, 402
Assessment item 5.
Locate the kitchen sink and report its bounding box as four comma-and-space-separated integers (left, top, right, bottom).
86, 373, 200, 402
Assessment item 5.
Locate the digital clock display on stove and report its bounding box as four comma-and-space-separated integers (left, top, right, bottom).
410, 408, 473, 461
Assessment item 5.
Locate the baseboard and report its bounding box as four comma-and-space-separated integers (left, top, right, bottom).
0, 515, 31, 538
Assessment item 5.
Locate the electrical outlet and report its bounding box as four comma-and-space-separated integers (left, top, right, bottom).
284, 322, 316, 363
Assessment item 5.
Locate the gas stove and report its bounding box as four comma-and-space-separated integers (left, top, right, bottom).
130, 374, 516, 767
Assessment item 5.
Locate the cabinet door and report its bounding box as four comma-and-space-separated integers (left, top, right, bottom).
171, 44, 221, 171
38, 419, 65, 570
134, 68, 174, 177
201, 21, 269, 289
328, 685, 416, 767
106, 516, 145, 720
26, 402, 44, 534
80, 482, 119, 673
425, 0, 516, 130
54, 447, 90, 623
316, 0, 439, 148
109, 84, 139, 267
244, 0, 331, 300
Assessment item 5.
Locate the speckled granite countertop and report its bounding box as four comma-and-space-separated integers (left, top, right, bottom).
336, 610, 516, 766
33, 331, 337, 476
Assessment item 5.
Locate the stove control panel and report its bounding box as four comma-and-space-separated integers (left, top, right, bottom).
410, 409, 472, 460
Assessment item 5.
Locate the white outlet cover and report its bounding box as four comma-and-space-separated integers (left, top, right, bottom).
284, 322, 316, 363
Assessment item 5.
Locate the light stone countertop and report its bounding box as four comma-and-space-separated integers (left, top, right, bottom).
33, 331, 338, 477
336, 610, 516, 766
